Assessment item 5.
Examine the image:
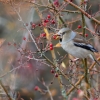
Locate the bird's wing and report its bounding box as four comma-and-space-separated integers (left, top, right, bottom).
73, 34, 98, 52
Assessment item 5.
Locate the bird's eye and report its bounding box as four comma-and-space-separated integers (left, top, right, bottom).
62, 32, 66, 35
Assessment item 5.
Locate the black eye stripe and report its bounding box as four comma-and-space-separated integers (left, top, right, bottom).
62, 32, 66, 35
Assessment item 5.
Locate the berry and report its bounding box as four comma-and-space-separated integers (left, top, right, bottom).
47, 15, 51, 19
34, 86, 39, 91
38, 23, 41, 26
55, 73, 58, 77
41, 33, 46, 37
50, 46, 53, 50
84, 0, 87, 4
53, 35, 57, 39
85, 34, 88, 37
54, 0, 59, 7
51, 70, 55, 73
49, 43, 53, 47
32, 23, 36, 28
23, 37, 26, 40
44, 19, 49, 23
51, 20, 55, 24
78, 25, 81, 29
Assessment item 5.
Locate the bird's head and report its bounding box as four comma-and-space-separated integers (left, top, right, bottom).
57, 28, 71, 36
56, 28, 73, 42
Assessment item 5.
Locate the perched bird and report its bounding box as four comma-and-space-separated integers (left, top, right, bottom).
57, 27, 100, 65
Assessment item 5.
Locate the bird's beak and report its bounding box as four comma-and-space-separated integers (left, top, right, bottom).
53, 33, 61, 39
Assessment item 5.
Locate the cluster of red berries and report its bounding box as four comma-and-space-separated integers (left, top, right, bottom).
53, 0, 59, 7
28, 14, 56, 29
51, 69, 58, 77
49, 43, 53, 50
42, 14, 56, 27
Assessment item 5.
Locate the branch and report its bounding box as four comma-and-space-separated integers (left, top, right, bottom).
67, 57, 100, 95
0, 80, 12, 100
64, 0, 100, 25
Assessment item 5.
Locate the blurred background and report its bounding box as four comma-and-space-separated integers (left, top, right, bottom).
0, 0, 100, 100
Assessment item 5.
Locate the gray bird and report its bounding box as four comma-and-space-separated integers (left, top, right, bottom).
57, 28, 100, 65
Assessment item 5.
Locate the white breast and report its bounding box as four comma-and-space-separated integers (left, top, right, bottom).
61, 41, 93, 58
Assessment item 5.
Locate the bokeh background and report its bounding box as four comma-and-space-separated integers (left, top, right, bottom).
0, 0, 100, 100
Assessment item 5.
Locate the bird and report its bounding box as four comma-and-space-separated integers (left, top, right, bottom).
57, 27, 100, 65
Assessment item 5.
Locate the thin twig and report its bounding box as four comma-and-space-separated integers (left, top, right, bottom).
64, 0, 100, 25
46, 86, 53, 100
0, 80, 12, 100
67, 57, 100, 95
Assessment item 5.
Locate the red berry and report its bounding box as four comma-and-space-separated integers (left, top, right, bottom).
41, 33, 46, 37
49, 43, 53, 47
32, 23, 36, 28
38, 23, 41, 26
34, 86, 39, 91
50, 46, 53, 50
51, 20, 55, 24
55, 73, 58, 77
53, 35, 57, 39
47, 15, 51, 19
51, 70, 55, 73
23, 37, 26, 40
78, 25, 81, 29
84, 0, 87, 4
85, 34, 88, 37
44, 19, 49, 23
54, 0, 59, 7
